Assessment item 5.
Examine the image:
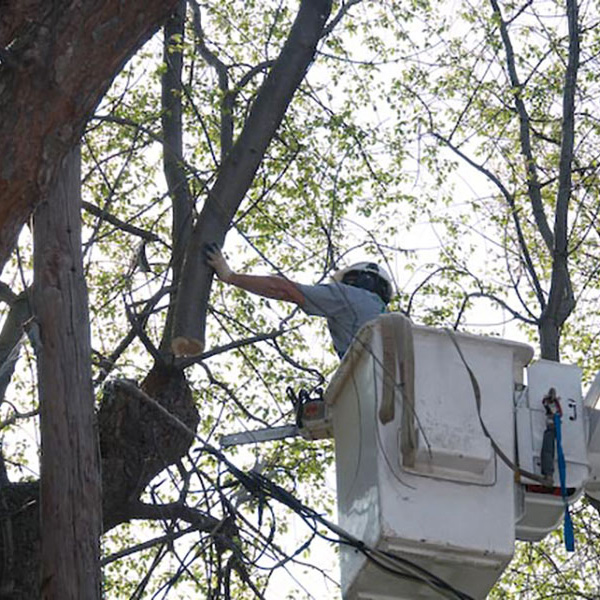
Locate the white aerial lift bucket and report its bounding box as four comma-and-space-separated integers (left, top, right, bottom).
325, 314, 534, 600
220, 312, 598, 598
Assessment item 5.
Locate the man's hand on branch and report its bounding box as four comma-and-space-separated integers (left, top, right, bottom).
204, 243, 234, 283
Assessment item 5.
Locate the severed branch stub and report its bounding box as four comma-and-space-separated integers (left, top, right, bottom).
171, 334, 205, 357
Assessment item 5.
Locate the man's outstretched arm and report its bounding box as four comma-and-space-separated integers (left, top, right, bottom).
205, 244, 305, 306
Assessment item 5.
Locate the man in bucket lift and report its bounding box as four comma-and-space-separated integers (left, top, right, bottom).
204, 244, 394, 358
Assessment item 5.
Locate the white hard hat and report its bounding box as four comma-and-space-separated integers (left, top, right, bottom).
332, 262, 394, 304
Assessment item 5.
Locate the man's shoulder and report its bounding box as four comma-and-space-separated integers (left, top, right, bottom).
297, 281, 337, 301
299, 281, 382, 315
299, 281, 356, 298
298, 282, 347, 315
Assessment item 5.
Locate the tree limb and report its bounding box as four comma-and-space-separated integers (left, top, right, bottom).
190, 0, 234, 159
322, 0, 363, 37
81, 201, 161, 242
489, 0, 554, 252
538, 0, 579, 360
160, 1, 195, 351
100, 524, 197, 566
179, 327, 287, 367
432, 133, 547, 309
171, 0, 333, 357
454, 291, 538, 329
126, 500, 223, 529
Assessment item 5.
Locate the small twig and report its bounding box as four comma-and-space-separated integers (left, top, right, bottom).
322, 0, 363, 37
178, 328, 287, 368
123, 297, 164, 366
0, 407, 39, 431
198, 362, 271, 427
81, 201, 161, 243
101, 526, 195, 566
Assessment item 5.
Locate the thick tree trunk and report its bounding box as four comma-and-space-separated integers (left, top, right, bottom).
538, 317, 561, 362
0, 0, 179, 273
33, 147, 102, 600
0, 362, 202, 597
171, 0, 333, 357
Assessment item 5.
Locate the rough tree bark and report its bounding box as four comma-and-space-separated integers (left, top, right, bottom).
33, 146, 102, 599
0, 0, 179, 273
170, 0, 333, 357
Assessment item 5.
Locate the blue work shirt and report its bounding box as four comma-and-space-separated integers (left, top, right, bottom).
297, 282, 386, 357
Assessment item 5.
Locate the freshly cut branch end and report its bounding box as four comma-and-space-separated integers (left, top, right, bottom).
171, 336, 204, 357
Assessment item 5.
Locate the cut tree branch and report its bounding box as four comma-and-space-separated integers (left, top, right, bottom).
454, 291, 538, 330
160, 0, 195, 351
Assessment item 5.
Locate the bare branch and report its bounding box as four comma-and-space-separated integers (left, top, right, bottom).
236, 60, 277, 92
124, 297, 164, 366
91, 114, 210, 191
322, 0, 363, 37
198, 362, 271, 427
81, 201, 161, 242
93, 286, 173, 384
0, 405, 39, 430
126, 500, 223, 529
190, 0, 234, 159
489, 0, 554, 251
82, 127, 148, 258
433, 132, 547, 309
179, 328, 287, 368
454, 291, 538, 329
101, 524, 197, 566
